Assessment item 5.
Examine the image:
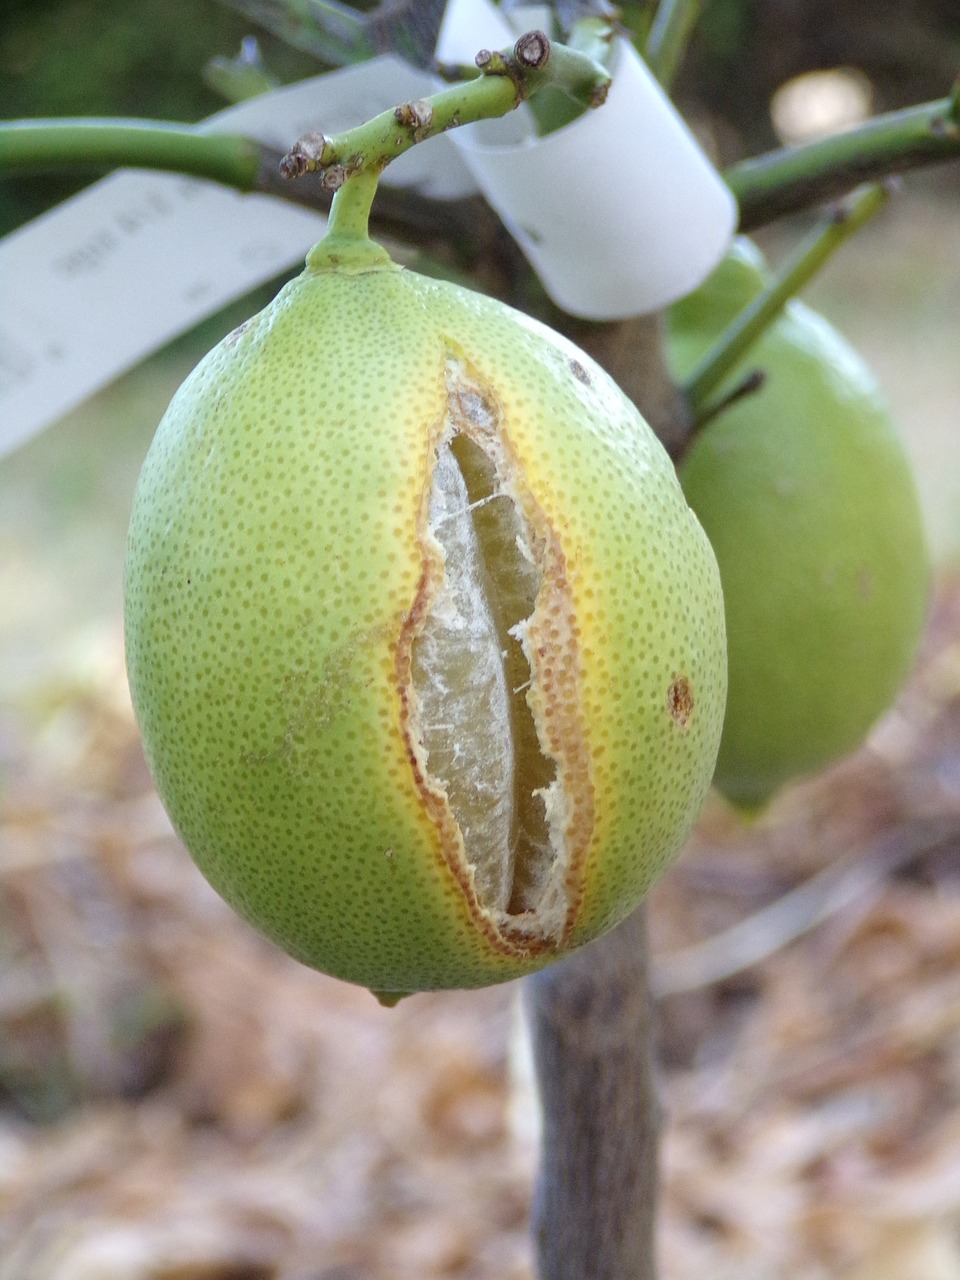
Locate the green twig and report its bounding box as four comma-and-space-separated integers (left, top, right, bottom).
0, 119, 264, 188
280, 31, 610, 262
567, 16, 617, 68
525, 18, 616, 136
4, 81, 959, 249
279, 31, 611, 187
728, 93, 960, 230
645, 0, 704, 90
0, 116, 492, 247
684, 182, 892, 419
692, 368, 766, 431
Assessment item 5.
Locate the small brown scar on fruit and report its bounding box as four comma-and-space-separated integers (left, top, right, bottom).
668, 676, 694, 728
569, 359, 591, 386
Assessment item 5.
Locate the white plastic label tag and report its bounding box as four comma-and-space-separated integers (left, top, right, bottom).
0, 8, 738, 454
0, 57, 477, 459
0, 173, 324, 460
436, 0, 517, 64
438, 0, 737, 319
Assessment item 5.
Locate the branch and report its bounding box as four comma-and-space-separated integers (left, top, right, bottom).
0, 117, 489, 245
523, 906, 660, 1280
728, 90, 960, 230
278, 31, 611, 186
0, 119, 264, 188
523, 18, 617, 137
684, 181, 892, 419
204, 37, 281, 104
0, 34, 610, 251
272, 30, 611, 266
5, 81, 960, 249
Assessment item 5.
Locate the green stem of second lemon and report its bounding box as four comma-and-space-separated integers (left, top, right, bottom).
684, 182, 892, 420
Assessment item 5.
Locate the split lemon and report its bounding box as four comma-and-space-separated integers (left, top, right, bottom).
125, 235, 726, 999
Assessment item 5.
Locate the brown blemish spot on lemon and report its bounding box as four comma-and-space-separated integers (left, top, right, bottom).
396, 352, 594, 954
668, 676, 694, 729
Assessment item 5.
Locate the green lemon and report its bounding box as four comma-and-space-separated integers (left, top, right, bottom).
124, 235, 727, 1000
668, 239, 929, 809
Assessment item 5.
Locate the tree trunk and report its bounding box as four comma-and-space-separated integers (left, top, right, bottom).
524, 906, 661, 1280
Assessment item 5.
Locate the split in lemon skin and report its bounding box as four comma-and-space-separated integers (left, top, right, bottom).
668, 238, 929, 810
124, 234, 727, 999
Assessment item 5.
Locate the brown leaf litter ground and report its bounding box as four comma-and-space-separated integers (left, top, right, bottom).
1, 573, 959, 1280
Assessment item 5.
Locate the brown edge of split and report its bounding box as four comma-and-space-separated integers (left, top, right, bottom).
393, 349, 596, 958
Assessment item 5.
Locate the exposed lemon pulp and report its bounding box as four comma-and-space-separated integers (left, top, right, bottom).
411, 367, 559, 935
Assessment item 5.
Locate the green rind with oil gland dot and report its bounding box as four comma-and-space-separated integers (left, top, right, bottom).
125, 258, 727, 994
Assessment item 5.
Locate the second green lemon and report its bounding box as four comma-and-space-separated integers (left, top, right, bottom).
668, 240, 929, 808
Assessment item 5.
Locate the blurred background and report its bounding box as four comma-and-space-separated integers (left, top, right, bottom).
1, 3, 959, 1278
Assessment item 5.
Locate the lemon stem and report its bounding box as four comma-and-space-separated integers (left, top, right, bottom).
305, 167, 394, 270
324, 168, 379, 243
684, 181, 892, 422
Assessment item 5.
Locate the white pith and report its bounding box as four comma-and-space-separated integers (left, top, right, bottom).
408, 359, 577, 943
